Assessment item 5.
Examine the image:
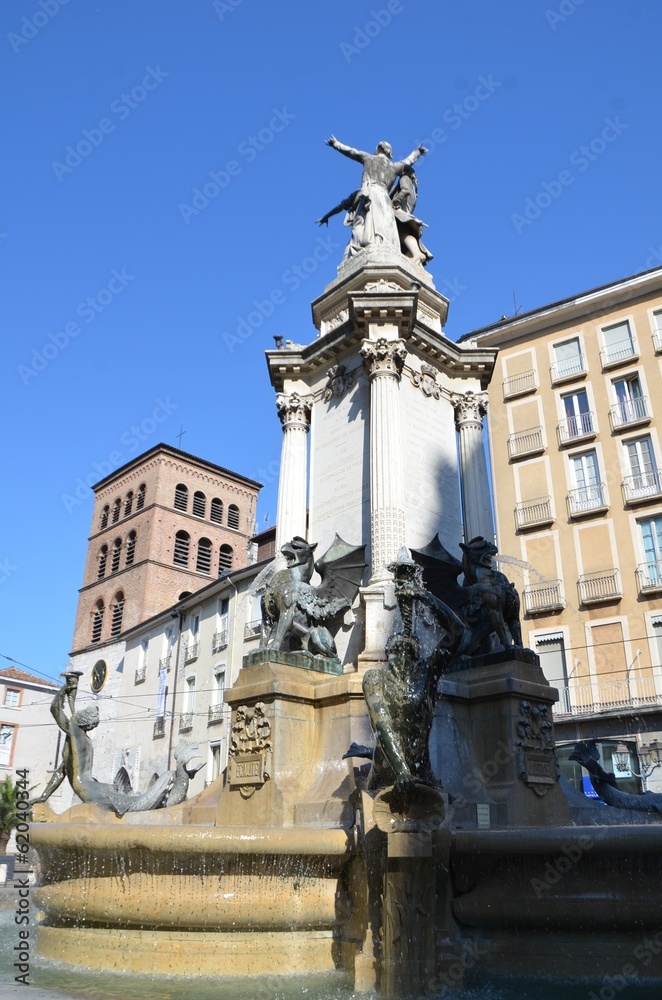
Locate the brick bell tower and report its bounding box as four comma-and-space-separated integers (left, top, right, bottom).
70, 444, 261, 654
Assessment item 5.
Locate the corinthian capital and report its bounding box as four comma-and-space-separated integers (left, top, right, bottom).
276, 392, 314, 427
360, 338, 407, 380
451, 390, 488, 426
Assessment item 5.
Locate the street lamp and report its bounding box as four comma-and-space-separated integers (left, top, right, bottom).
613, 741, 662, 791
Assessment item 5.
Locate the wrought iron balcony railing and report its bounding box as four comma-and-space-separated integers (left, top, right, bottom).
553, 675, 661, 717
523, 580, 564, 614
134, 664, 146, 684
507, 426, 544, 460
208, 704, 224, 724
610, 396, 650, 431
550, 355, 587, 385
153, 716, 166, 738
622, 469, 662, 505
636, 560, 662, 594
557, 411, 595, 445
244, 619, 262, 640
577, 569, 621, 604
567, 483, 607, 517
515, 496, 554, 530
503, 369, 536, 399
183, 642, 199, 663
600, 338, 638, 369
212, 630, 228, 653
159, 654, 171, 671
179, 713, 193, 732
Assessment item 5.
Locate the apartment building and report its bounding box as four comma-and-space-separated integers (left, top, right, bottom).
461, 266, 662, 793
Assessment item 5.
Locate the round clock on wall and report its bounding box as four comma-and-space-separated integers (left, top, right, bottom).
91, 659, 107, 693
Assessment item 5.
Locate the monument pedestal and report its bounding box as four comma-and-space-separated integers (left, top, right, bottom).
435, 651, 569, 828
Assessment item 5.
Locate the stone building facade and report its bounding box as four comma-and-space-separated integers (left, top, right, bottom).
461, 266, 662, 792
0, 667, 59, 807
71, 444, 261, 653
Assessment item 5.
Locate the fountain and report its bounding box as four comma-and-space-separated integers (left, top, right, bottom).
28, 136, 662, 998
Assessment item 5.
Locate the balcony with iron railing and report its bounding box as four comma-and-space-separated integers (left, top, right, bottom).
135, 664, 146, 684
636, 560, 662, 594
550, 355, 587, 386
600, 337, 639, 370
244, 619, 262, 640
622, 469, 662, 505
610, 395, 650, 431
567, 483, 608, 518
503, 369, 537, 399
507, 426, 545, 460
557, 411, 596, 446
183, 641, 199, 663
212, 630, 228, 653
179, 713, 193, 732
159, 654, 172, 672
153, 716, 166, 738
523, 580, 564, 614
553, 675, 662, 718
208, 703, 225, 724
577, 568, 622, 605
515, 496, 554, 531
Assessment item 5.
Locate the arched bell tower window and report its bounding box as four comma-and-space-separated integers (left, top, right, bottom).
174, 531, 190, 567
136, 484, 146, 510
111, 538, 122, 572
91, 600, 104, 644
112, 498, 121, 524
100, 505, 110, 530
97, 545, 108, 579
110, 592, 125, 637
210, 498, 223, 523
228, 504, 240, 530
174, 484, 188, 511
125, 531, 137, 566
219, 544, 233, 573
193, 491, 206, 518
124, 491, 134, 517
196, 537, 212, 574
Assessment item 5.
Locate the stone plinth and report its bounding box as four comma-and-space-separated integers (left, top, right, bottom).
434, 651, 569, 828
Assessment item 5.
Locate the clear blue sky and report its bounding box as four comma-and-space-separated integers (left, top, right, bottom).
3, 0, 661, 682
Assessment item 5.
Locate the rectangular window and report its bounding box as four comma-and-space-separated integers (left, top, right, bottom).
209, 741, 223, 783
535, 634, 568, 689
601, 320, 635, 365
213, 669, 226, 707
640, 516, 662, 566
560, 389, 592, 439
0, 724, 15, 766
155, 666, 168, 719
184, 676, 196, 714
4, 689, 20, 709
650, 616, 662, 669
612, 374, 646, 426
624, 436, 660, 502
553, 337, 584, 380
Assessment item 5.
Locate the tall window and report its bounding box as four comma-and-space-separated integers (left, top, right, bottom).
625, 436, 656, 488
553, 337, 583, 380
0, 724, 15, 767
602, 320, 635, 365
561, 389, 591, 438
613, 374, 644, 424
650, 616, 662, 669
218, 597, 229, 638
213, 668, 226, 707
97, 545, 108, 579
136, 484, 146, 510
534, 634, 569, 690
174, 531, 190, 566
110, 592, 125, 637
184, 676, 196, 714
193, 491, 206, 518
219, 544, 233, 573
640, 517, 662, 575
100, 505, 110, 530
124, 491, 134, 517
196, 537, 212, 574
4, 689, 20, 708
156, 665, 168, 719
571, 450, 601, 508
209, 741, 223, 783
210, 498, 223, 523
174, 484, 188, 511
111, 538, 122, 572
91, 600, 104, 643
112, 498, 121, 524
125, 531, 137, 566
228, 504, 240, 530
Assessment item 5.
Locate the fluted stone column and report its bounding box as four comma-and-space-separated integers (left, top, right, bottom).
452, 390, 495, 543
275, 392, 313, 548
360, 337, 408, 581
